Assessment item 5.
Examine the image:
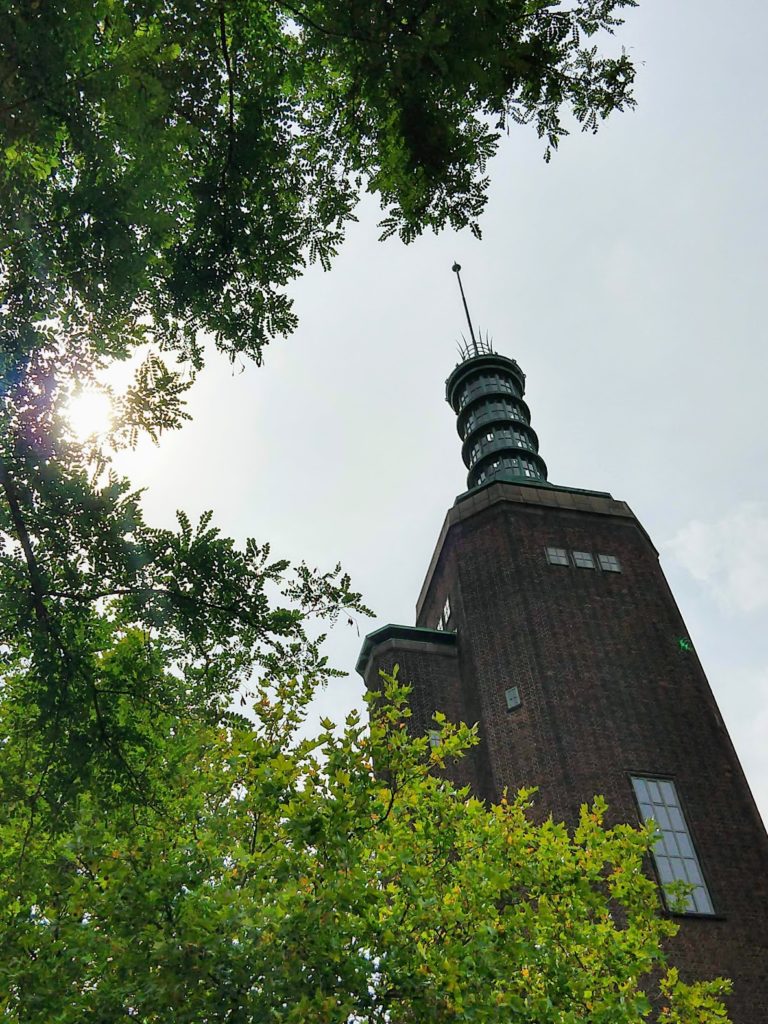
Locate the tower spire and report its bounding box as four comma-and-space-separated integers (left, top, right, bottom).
445, 287, 548, 490
452, 262, 479, 356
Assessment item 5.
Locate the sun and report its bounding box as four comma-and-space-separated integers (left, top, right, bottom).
65, 388, 114, 441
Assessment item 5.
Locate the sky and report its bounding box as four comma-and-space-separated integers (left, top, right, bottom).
113, 0, 768, 824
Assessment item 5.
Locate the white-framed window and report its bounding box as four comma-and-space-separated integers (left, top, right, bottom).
505, 686, 521, 711
598, 553, 622, 573
428, 729, 442, 749
436, 615, 444, 631
631, 776, 714, 916
546, 546, 569, 566
443, 596, 451, 624
572, 550, 595, 569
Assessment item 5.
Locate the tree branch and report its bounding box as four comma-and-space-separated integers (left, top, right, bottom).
0, 454, 49, 624
279, 1, 373, 43
218, 4, 236, 182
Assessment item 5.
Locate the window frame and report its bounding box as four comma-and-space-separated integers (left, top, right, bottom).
598, 553, 622, 573
572, 550, 596, 570
545, 546, 569, 567
630, 774, 716, 917
505, 686, 521, 711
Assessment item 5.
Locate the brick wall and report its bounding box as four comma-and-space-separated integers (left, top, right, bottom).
361, 481, 768, 1022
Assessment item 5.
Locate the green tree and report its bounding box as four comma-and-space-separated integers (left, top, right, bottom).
2, 0, 636, 368
1, 656, 732, 1022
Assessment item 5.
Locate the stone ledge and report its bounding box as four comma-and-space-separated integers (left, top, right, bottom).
356, 624, 457, 678
415, 481, 647, 620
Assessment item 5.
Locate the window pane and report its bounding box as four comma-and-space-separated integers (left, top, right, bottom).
693, 888, 714, 915
676, 832, 693, 857
646, 779, 662, 803
653, 804, 671, 830
668, 806, 685, 830
656, 857, 674, 884
660, 832, 679, 857
684, 859, 703, 885
639, 802, 654, 822
659, 780, 676, 805
632, 778, 649, 802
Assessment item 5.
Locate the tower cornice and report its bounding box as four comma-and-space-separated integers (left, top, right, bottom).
414, 479, 648, 621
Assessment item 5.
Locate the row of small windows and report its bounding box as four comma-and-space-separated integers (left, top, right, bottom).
468, 427, 535, 465
631, 776, 714, 916
457, 372, 520, 410
476, 456, 542, 484
462, 398, 528, 438
546, 548, 622, 572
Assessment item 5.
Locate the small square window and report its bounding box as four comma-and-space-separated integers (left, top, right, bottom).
598, 553, 621, 573
573, 551, 595, 569
546, 547, 568, 566
505, 686, 521, 711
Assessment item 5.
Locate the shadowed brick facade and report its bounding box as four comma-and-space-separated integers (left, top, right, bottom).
357, 351, 768, 1021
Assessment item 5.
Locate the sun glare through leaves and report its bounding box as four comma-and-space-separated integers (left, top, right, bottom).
65, 388, 114, 441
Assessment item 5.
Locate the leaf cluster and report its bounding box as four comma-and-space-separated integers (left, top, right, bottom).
2, 0, 636, 366
0, 668, 732, 1022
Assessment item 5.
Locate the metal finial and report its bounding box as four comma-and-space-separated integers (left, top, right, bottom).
452, 262, 479, 356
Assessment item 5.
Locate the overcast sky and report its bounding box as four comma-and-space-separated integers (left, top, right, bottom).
113, 0, 768, 824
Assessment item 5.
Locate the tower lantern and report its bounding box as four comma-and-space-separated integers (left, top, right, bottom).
446, 348, 547, 489
447, 262, 547, 489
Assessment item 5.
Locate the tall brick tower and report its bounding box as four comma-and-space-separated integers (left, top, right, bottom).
356, 274, 768, 1021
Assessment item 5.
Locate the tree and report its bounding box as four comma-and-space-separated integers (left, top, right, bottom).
1, 658, 732, 1022
2, 0, 637, 369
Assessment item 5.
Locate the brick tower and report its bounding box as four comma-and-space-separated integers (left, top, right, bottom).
356, 279, 768, 1020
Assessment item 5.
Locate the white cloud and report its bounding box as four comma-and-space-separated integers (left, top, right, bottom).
664, 503, 768, 613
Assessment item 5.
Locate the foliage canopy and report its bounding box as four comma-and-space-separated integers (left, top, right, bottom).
2, 0, 636, 367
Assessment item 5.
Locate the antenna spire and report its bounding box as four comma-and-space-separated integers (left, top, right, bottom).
452, 263, 479, 356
